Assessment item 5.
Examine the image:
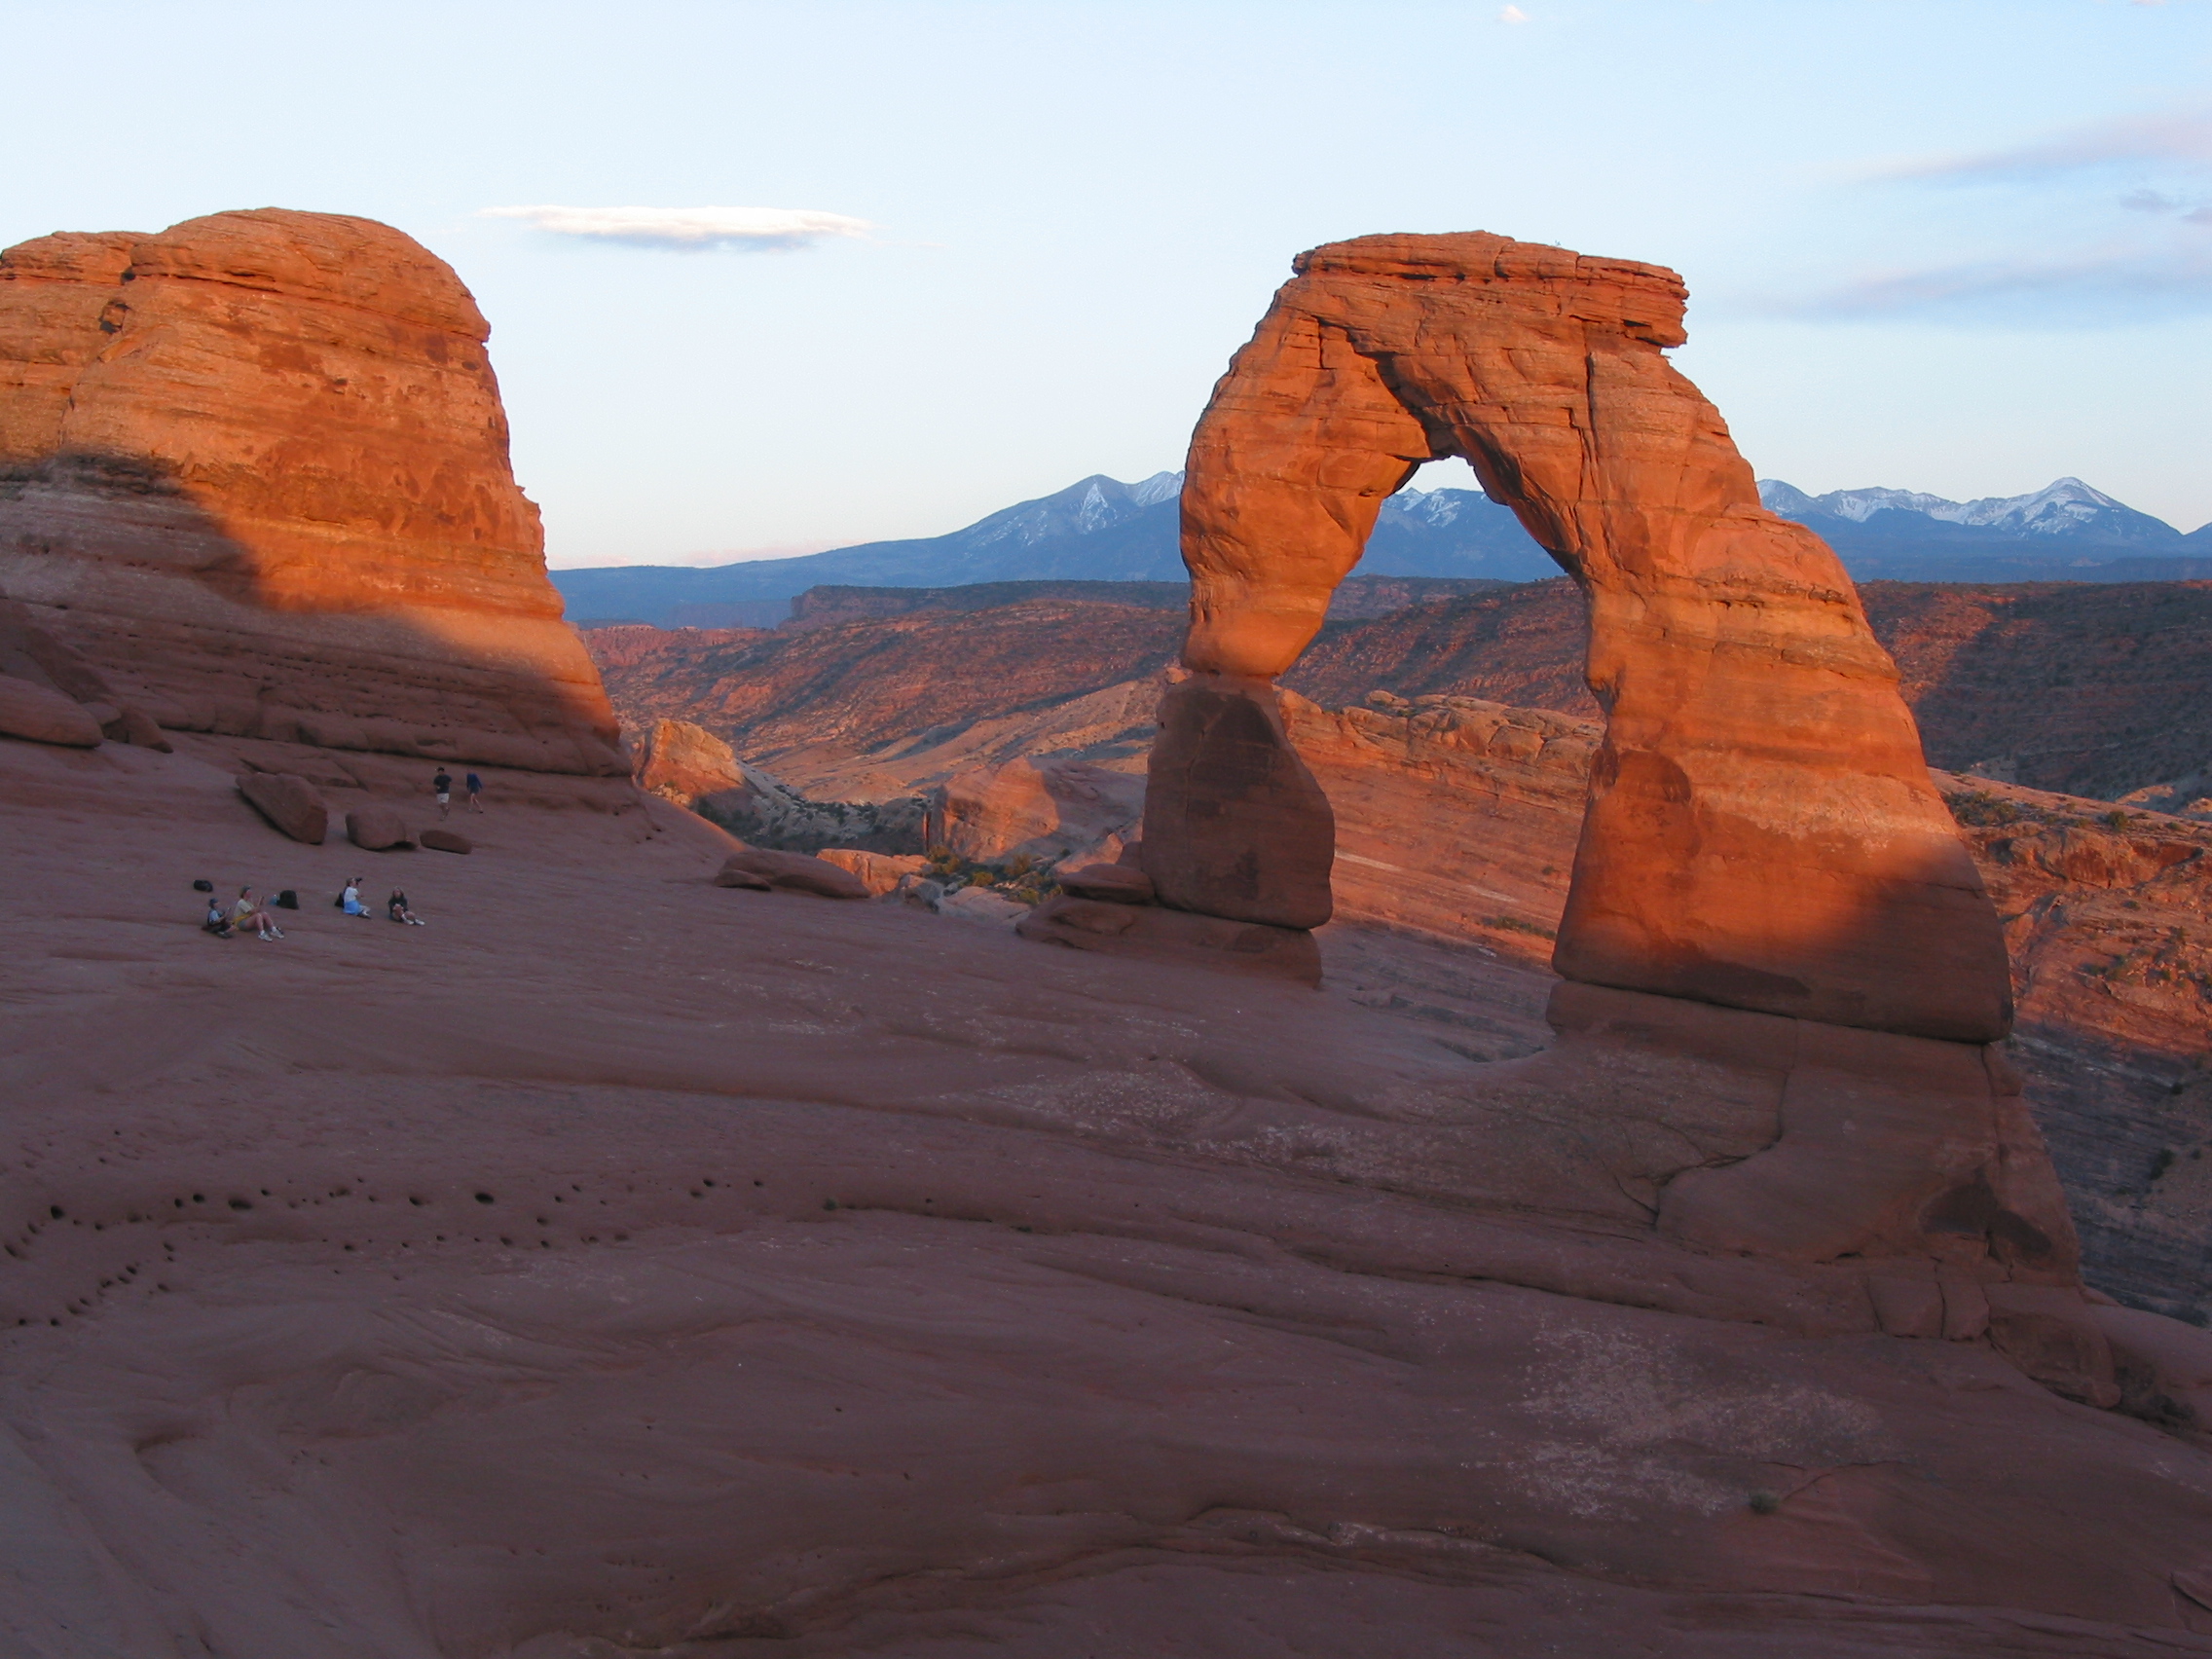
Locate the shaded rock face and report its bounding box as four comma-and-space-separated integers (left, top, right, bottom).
1143, 677, 1334, 928
0, 208, 623, 777
925, 754, 1144, 869
1165, 233, 2010, 1044
633, 717, 924, 854
1288, 689, 2212, 1322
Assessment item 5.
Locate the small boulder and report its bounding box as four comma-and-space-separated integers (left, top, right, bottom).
347, 804, 416, 851
0, 677, 102, 748
718, 847, 869, 900
1057, 863, 1156, 904
816, 848, 927, 897
940, 886, 1027, 927
894, 873, 945, 911
420, 828, 472, 855
111, 702, 172, 752
237, 772, 330, 844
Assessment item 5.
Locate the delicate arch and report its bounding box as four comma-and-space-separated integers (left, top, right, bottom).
1142, 233, 2010, 1044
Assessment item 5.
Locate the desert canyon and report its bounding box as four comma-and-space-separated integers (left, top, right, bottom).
1, 209, 2210, 1659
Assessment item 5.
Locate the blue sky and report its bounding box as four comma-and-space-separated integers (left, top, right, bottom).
6, 0, 2208, 566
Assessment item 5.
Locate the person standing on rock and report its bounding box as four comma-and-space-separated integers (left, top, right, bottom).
432, 767, 454, 818
464, 770, 484, 814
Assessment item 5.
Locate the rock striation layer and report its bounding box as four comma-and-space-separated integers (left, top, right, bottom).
0, 208, 622, 776
1156, 232, 2009, 1044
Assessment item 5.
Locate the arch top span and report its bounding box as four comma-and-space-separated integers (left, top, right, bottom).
1148, 231, 2013, 1044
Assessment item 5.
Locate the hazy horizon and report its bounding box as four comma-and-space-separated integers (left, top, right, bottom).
8, 0, 2208, 568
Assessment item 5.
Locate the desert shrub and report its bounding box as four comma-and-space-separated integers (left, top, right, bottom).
1485, 914, 1557, 940
1947, 791, 2022, 828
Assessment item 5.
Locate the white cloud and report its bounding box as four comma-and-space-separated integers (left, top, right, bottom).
479, 204, 873, 251
1499, 5, 1530, 20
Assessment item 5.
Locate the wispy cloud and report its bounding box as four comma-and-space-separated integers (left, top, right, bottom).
479, 204, 873, 251
1498, 5, 1530, 20
1876, 108, 2212, 185
1812, 239, 2212, 324
1763, 103, 2212, 326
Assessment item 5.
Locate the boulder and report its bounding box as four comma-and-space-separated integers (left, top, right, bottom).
717, 848, 868, 901
346, 804, 415, 851
420, 828, 472, 855
0, 676, 101, 747
815, 849, 927, 897
235, 772, 329, 844
635, 719, 746, 802
939, 886, 1027, 927
712, 864, 773, 892
1057, 863, 1156, 904
927, 755, 1144, 868
894, 874, 946, 911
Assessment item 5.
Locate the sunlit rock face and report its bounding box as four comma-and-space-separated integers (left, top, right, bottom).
1157, 231, 2010, 1045
0, 208, 623, 776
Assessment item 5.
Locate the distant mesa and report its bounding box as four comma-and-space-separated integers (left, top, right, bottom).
553, 469, 2212, 631
0, 207, 625, 776
550, 472, 1560, 628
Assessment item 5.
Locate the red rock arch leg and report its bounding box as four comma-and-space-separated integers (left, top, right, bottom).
1153, 233, 2011, 1043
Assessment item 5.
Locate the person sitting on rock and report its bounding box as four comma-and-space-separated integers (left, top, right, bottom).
432, 768, 454, 818
202, 897, 235, 939
234, 886, 281, 941
387, 890, 424, 926
340, 879, 373, 918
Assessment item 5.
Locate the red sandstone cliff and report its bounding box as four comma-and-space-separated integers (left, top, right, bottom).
0, 208, 622, 775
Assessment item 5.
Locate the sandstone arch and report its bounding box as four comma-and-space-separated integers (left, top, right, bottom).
1143, 233, 2011, 1044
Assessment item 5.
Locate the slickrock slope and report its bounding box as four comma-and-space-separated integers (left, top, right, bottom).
0, 208, 622, 775
5, 723, 2212, 1656
1279, 693, 2212, 1322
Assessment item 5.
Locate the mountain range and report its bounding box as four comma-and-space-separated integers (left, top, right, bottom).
553, 471, 2212, 629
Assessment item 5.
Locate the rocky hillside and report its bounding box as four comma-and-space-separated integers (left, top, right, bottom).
588, 575, 2212, 806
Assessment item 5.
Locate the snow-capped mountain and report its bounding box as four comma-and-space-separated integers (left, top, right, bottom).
551, 470, 2212, 628
1758, 477, 2187, 548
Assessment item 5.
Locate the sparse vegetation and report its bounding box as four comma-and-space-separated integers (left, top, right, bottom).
1484, 914, 1557, 940
1946, 790, 2025, 828
922, 846, 1060, 907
